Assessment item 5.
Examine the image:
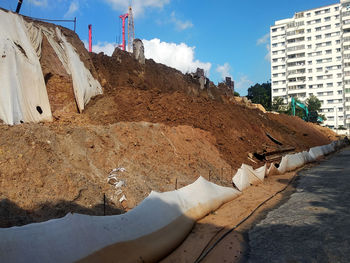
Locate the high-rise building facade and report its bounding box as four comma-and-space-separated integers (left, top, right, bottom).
271, 0, 350, 128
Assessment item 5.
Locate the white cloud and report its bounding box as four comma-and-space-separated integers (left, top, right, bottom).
28, 0, 48, 7
264, 44, 271, 61
170, 12, 193, 31
257, 33, 269, 45
216, 63, 232, 80
83, 41, 116, 56
235, 75, 253, 95
143, 38, 211, 75
64, 2, 79, 18
257, 33, 271, 62
82, 38, 211, 75
104, 0, 170, 16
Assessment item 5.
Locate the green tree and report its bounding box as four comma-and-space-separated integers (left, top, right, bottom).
247, 82, 271, 111
306, 95, 322, 112
271, 97, 284, 112
234, 91, 240, 97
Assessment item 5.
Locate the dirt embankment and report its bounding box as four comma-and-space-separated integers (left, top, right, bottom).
0, 18, 338, 227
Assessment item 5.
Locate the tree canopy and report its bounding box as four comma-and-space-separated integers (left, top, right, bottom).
271, 97, 284, 112
306, 95, 322, 112
247, 82, 271, 111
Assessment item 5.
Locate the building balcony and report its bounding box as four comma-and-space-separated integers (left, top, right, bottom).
287, 56, 306, 63
342, 30, 350, 38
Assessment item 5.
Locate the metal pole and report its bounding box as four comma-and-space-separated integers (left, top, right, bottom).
103, 194, 106, 216
16, 0, 23, 13
88, 24, 92, 52
74, 17, 76, 32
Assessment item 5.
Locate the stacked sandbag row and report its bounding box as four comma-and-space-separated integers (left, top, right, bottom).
0, 177, 240, 263
232, 139, 349, 191
0, 10, 102, 125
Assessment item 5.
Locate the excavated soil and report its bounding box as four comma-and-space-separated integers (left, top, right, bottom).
0, 18, 339, 227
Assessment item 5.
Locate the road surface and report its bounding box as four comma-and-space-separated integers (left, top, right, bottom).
249, 147, 350, 263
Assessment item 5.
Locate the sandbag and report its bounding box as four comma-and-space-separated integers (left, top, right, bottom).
0, 177, 240, 263
232, 140, 346, 190
232, 164, 266, 191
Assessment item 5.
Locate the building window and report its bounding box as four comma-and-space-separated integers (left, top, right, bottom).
307, 29, 311, 33
325, 17, 331, 22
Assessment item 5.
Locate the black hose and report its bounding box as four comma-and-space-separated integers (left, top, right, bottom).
194, 172, 299, 263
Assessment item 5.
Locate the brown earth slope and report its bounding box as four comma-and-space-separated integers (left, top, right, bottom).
0, 17, 338, 227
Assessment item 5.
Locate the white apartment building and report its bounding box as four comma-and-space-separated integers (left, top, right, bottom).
271, 0, 350, 128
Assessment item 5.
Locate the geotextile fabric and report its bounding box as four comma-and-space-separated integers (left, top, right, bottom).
0, 177, 240, 262
232, 139, 348, 191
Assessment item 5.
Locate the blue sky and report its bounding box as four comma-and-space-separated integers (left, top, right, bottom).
1, 0, 339, 95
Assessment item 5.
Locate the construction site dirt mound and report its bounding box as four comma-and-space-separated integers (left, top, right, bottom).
0, 17, 339, 227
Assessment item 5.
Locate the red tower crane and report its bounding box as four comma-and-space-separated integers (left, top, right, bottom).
118, 13, 128, 51
118, 6, 134, 52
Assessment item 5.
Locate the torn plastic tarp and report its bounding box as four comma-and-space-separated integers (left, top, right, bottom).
0, 177, 240, 262
0, 10, 52, 125
0, 10, 102, 124
28, 24, 103, 113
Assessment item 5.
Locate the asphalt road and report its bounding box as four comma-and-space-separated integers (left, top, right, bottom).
248, 147, 350, 263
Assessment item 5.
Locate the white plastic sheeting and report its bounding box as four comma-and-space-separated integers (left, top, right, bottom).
0, 10, 52, 125
0, 177, 240, 263
51, 28, 102, 112
232, 164, 266, 191
0, 10, 102, 124
232, 140, 348, 191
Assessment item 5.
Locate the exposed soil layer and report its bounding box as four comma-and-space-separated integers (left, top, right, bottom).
0, 16, 339, 227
